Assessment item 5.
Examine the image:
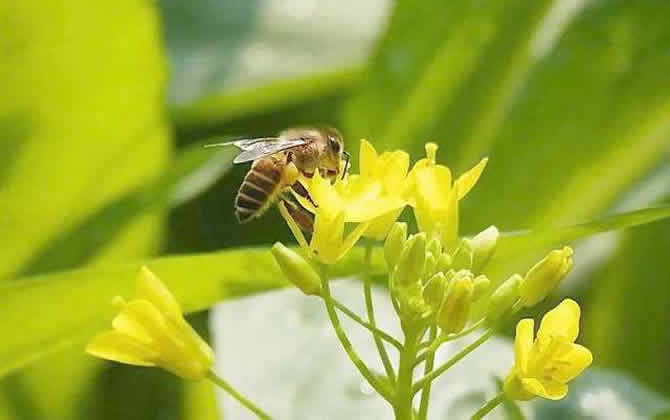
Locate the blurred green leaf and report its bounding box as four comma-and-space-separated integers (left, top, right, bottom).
584, 216, 670, 395
0, 0, 171, 281
0, 247, 385, 379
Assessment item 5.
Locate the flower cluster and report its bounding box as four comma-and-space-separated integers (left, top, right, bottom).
272, 139, 592, 417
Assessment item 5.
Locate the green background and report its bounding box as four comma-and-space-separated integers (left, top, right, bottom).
1, 0, 669, 418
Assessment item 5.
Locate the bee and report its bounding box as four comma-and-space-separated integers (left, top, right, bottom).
206, 127, 350, 231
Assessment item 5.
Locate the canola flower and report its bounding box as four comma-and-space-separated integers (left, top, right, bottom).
86, 266, 271, 419
86, 266, 214, 380
504, 299, 593, 401
272, 139, 591, 420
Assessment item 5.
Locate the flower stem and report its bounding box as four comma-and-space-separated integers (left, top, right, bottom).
394, 323, 421, 420
319, 264, 392, 402
414, 319, 485, 366
412, 328, 496, 395
207, 371, 272, 420
470, 393, 504, 420
330, 297, 402, 349
364, 245, 397, 385
417, 325, 437, 420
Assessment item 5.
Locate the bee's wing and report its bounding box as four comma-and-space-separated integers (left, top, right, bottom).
231, 138, 308, 163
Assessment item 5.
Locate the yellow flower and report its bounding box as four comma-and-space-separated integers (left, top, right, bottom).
293, 140, 408, 237
503, 299, 593, 401
407, 143, 487, 248
86, 266, 215, 380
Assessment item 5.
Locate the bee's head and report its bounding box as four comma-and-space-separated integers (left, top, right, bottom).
322, 127, 349, 179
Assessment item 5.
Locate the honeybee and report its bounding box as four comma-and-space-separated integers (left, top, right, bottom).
206, 127, 350, 231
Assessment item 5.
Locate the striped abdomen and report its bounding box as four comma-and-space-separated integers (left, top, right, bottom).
235, 158, 284, 223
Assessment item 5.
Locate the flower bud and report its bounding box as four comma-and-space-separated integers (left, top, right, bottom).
426, 235, 442, 259
471, 275, 491, 302
271, 242, 321, 296
520, 247, 574, 307
423, 252, 437, 281
437, 252, 453, 273
487, 274, 522, 322
470, 226, 499, 272
392, 233, 426, 288
423, 271, 448, 311
384, 222, 408, 269
438, 271, 474, 333
451, 239, 473, 271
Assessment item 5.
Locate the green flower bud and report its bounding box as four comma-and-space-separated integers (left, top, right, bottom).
438, 271, 474, 333
271, 242, 321, 296
451, 240, 473, 271
427, 235, 442, 260
470, 226, 499, 272
393, 233, 426, 288
423, 252, 437, 281
423, 271, 448, 311
471, 274, 491, 302
487, 274, 522, 322
384, 222, 408, 269
437, 252, 453, 273
520, 246, 574, 307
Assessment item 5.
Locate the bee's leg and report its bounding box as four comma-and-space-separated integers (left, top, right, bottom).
290, 181, 318, 208
280, 193, 314, 234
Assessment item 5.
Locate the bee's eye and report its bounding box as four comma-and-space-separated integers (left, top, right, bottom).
329, 136, 341, 153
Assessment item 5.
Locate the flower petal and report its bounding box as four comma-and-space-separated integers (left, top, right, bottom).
521, 378, 568, 400
278, 201, 310, 250
112, 300, 168, 345
363, 208, 405, 240
538, 299, 581, 343
338, 221, 371, 261
135, 266, 182, 321
359, 139, 378, 177
455, 157, 488, 200
86, 331, 158, 366
551, 343, 593, 383
514, 319, 535, 375
377, 150, 410, 191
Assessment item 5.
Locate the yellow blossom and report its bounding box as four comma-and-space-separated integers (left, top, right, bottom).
504, 299, 593, 401
407, 143, 487, 248
86, 266, 215, 380
293, 140, 408, 237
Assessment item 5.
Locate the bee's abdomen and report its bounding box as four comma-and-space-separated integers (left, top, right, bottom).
235, 160, 282, 223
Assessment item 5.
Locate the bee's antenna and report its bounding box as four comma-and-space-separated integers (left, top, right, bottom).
342, 151, 351, 180
203, 142, 229, 148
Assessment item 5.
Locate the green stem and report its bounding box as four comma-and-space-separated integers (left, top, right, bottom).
394, 324, 421, 420
364, 245, 397, 385
414, 319, 485, 366
412, 328, 496, 395
207, 371, 273, 420
417, 325, 437, 420
319, 264, 392, 402
470, 393, 504, 420
330, 297, 402, 349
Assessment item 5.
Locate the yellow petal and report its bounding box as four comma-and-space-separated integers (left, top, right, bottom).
338, 221, 371, 261
521, 378, 568, 400
514, 319, 535, 375
415, 165, 452, 209
135, 266, 182, 321
377, 150, 410, 190
86, 331, 158, 366
550, 343, 593, 383
363, 208, 405, 240
359, 139, 378, 177
312, 212, 345, 263
455, 157, 488, 200
278, 201, 310, 250
112, 300, 168, 345
538, 299, 581, 343
439, 186, 459, 248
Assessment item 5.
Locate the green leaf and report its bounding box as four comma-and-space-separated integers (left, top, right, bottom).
0, 0, 170, 281
0, 247, 384, 378
584, 217, 670, 395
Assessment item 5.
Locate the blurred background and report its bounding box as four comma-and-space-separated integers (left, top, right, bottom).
1, 0, 670, 418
